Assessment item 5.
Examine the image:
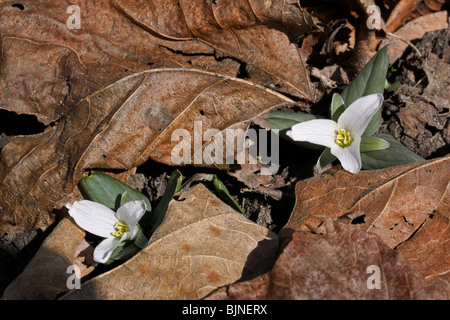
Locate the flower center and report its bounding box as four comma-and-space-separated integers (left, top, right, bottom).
335, 128, 353, 148
112, 221, 130, 238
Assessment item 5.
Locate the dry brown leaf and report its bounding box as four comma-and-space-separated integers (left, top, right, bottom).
380, 11, 448, 64
206, 219, 449, 300
0, 68, 298, 234
114, 0, 318, 100
385, 0, 423, 33
385, 0, 445, 33
0, 0, 320, 234
280, 156, 450, 281
0, 0, 317, 126
59, 183, 278, 300
1, 218, 85, 299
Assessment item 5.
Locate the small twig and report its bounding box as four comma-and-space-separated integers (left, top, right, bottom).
385, 31, 422, 58
179, 173, 214, 193
413, 75, 426, 88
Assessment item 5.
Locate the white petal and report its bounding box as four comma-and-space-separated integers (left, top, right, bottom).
116, 200, 147, 228
93, 237, 121, 263
337, 93, 383, 137
66, 200, 118, 238
330, 137, 362, 174
287, 119, 338, 149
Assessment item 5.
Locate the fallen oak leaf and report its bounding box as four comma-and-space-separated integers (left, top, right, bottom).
0, 0, 171, 124
205, 219, 449, 300
114, 0, 319, 100
0, 68, 298, 234
0, 0, 317, 125
396, 198, 449, 281
1, 218, 85, 300
281, 156, 450, 281
61, 183, 278, 300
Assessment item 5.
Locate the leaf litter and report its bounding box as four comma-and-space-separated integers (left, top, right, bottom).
0, 0, 449, 299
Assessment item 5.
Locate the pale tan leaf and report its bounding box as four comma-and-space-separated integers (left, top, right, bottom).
1, 218, 85, 299
61, 184, 278, 300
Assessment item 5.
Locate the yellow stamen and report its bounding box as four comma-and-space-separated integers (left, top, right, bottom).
112, 221, 130, 238
335, 128, 352, 148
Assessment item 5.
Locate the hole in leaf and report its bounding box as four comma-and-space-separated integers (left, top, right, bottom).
351, 214, 366, 225
12, 3, 25, 10
173, 195, 186, 202
0, 109, 46, 136
237, 62, 249, 79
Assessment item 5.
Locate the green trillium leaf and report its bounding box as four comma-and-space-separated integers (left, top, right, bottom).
315, 147, 337, 171
265, 110, 320, 130
265, 110, 325, 150
133, 226, 149, 249
360, 136, 390, 152
331, 93, 345, 122
79, 171, 151, 213
361, 134, 425, 170
106, 241, 141, 265
213, 174, 244, 215
340, 47, 389, 136
119, 191, 132, 207
145, 170, 183, 234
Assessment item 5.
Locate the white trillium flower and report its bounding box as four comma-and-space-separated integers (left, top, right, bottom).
66, 200, 147, 263
286, 93, 384, 174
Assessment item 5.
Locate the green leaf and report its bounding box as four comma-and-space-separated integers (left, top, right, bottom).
133, 226, 149, 249
79, 171, 151, 213
265, 110, 319, 130
361, 134, 424, 170
340, 47, 389, 106
265, 110, 325, 150
340, 47, 389, 136
145, 170, 183, 234
386, 81, 401, 92
360, 136, 390, 152
213, 175, 244, 215
331, 93, 345, 122
315, 147, 337, 170
119, 191, 132, 206
106, 241, 141, 264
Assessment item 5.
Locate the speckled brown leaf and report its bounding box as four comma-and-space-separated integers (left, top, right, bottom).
0, 0, 316, 234
60, 184, 278, 300
0, 68, 297, 234
1, 218, 85, 300
0, 0, 316, 125
113, 0, 318, 100
0, 0, 188, 125
206, 219, 449, 300
281, 156, 450, 281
